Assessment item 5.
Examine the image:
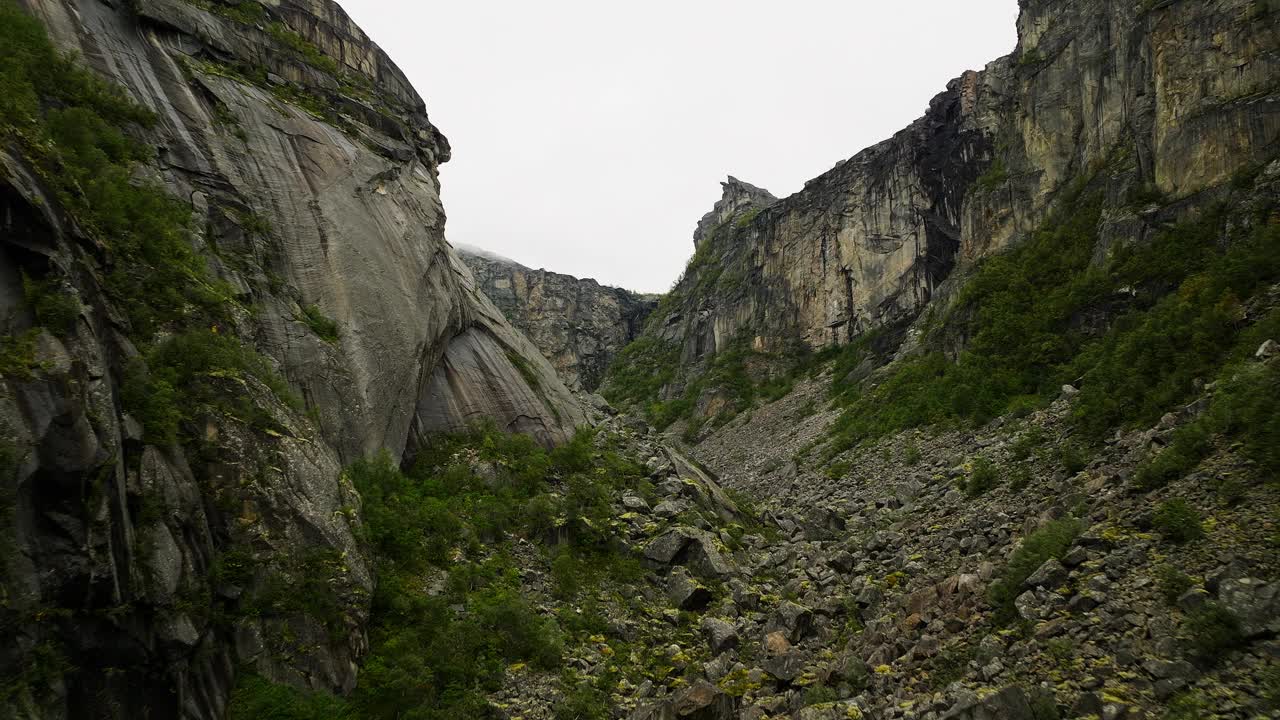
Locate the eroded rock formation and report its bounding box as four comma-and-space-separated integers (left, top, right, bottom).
636, 0, 1280, 368
460, 246, 657, 391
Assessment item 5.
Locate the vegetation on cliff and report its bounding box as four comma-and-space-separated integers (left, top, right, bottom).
823, 169, 1280, 464
228, 424, 652, 719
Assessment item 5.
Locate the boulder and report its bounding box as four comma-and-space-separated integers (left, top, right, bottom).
668, 568, 712, 611
764, 601, 814, 643
701, 617, 739, 654
941, 685, 1036, 720
1024, 558, 1068, 590
1217, 577, 1280, 638
643, 526, 736, 577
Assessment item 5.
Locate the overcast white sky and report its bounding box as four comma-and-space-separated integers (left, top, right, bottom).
336, 1, 1020, 293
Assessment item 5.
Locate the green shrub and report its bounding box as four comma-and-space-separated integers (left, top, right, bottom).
550, 551, 581, 600
1163, 691, 1210, 720
904, 441, 922, 466
975, 158, 1009, 191
989, 518, 1083, 623
337, 424, 657, 719
1152, 498, 1204, 544
0, 330, 42, 380
1263, 663, 1280, 711
600, 338, 679, 419
962, 457, 999, 497
227, 674, 348, 720
1184, 602, 1245, 664
1, 0, 239, 340
553, 679, 610, 720
1008, 466, 1032, 492
1155, 565, 1194, 605
1008, 427, 1044, 461
824, 460, 852, 480
348, 452, 461, 570
801, 684, 838, 707
1134, 422, 1212, 491
121, 329, 299, 445
929, 641, 978, 688
22, 274, 80, 335
1058, 444, 1087, 475
1029, 690, 1060, 720
265, 22, 339, 74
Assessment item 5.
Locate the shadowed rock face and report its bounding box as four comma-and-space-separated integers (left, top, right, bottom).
460, 248, 657, 391
1, 0, 585, 717
637, 0, 1280, 372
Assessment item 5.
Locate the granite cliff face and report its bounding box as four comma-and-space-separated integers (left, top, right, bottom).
628, 0, 1280, 379
0, 0, 584, 717
459, 247, 657, 391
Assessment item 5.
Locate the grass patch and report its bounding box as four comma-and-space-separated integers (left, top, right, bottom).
301, 305, 340, 343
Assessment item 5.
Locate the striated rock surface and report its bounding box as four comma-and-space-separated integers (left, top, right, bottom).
460, 246, 657, 391
627, 0, 1280, 378
0, 0, 585, 718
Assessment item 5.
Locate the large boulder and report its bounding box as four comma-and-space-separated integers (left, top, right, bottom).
644, 527, 736, 577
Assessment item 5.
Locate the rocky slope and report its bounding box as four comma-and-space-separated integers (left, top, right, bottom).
586, 0, 1280, 718
618, 0, 1279, 384
2, 0, 1278, 718
0, 1, 585, 718
460, 246, 657, 391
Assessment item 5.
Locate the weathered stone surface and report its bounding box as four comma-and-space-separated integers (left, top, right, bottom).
1217, 577, 1280, 638
643, 526, 735, 577
764, 601, 814, 643
942, 685, 1035, 720
1025, 558, 1068, 590
700, 617, 739, 654
1, 1, 586, 717
615, 0, 1280, 415
460, 247, 657, 391
692, 176, 777, 250
668, 568, 713, 611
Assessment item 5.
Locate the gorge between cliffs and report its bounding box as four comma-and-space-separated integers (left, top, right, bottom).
1, 1, 1278, 720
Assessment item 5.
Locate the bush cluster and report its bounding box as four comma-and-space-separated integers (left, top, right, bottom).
1152, 498, 1205, 544
229, 424, 648, 719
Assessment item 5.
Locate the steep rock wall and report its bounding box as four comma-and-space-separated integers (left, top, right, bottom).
636, 0, 1280, 375
460, 247, 657, 391
0, 1, 586, 718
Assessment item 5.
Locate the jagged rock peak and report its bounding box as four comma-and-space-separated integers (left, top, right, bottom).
692, 175, 777, 249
